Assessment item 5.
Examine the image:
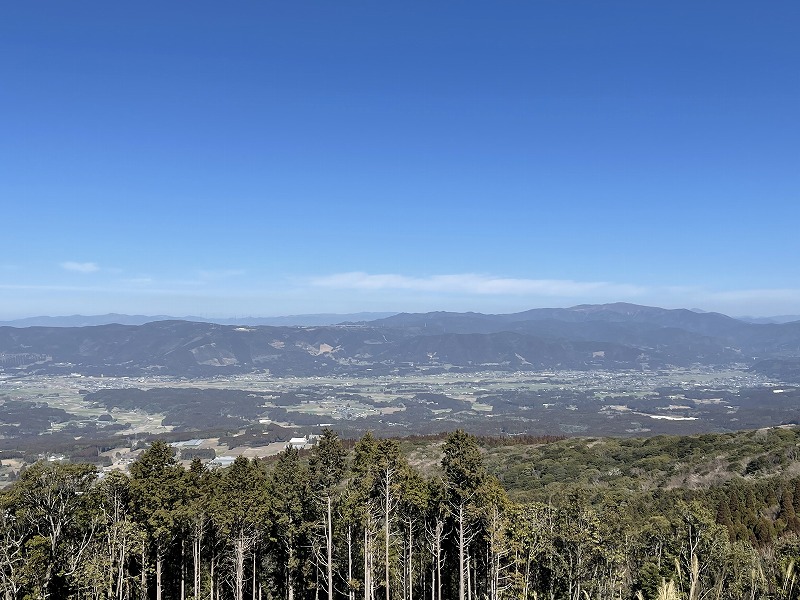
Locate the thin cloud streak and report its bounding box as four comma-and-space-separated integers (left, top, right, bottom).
0, 282, 226, 296
310, 272, 646, 297
309, 272, 800, 315
2, 274, 799, 318
61, 261, 100, 273
119, 278, 156, 287
703, 289, 800, 302
197, 269, 246, 280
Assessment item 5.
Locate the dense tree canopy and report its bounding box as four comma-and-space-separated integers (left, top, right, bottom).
2, 429, 800, 599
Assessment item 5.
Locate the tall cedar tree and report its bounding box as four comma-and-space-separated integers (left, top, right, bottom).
129, 440, 186, 600
270, 446, 311, 600
309, 429, 346, 600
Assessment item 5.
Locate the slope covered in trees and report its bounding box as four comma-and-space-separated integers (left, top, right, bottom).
4, 303, 800, 376
3, 430, 800, 599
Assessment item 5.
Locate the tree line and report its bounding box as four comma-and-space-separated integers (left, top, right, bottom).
2, 429, 800, 600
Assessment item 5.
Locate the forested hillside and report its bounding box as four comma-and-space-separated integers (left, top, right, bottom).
4, 304, 800, 377
5, 429, 800, 599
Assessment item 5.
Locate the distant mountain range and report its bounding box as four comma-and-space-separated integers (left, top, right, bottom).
0, 312, 397, 328
736, 315, 800, 325
1, 303, 800, 379
2, 307, 796, 329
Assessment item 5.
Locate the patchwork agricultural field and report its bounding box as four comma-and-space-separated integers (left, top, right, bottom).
0, 364, 797, 477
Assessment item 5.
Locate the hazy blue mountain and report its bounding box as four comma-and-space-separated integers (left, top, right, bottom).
368, 302, 747, 337
2, 303, 800, 377
0, 312, 397, 328
216, 312, 397, 326
0, 314, 175, 327
737, 315, 800, 325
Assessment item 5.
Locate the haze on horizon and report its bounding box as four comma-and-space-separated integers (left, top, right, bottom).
1, 2, 798, 320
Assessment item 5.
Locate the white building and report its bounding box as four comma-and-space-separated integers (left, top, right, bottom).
288, 436, 308, 450
208, 456, 236, 469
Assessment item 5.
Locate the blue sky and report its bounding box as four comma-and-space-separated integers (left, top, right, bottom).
1, 2, 798, 319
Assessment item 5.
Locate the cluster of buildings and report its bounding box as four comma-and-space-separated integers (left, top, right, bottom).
169, 435, 316, 470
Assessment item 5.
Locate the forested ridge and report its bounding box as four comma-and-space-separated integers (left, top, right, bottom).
5, 304, 800, 377
4, 429, 800, 600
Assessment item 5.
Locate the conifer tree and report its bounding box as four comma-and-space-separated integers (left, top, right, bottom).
184, 457, 210, 600
397, 466, 429, 600
423, 478, 448, 600
211, 456, 269, 600
270, 446, 311, 600
349, 432, 381, 600
129, 440, 187, 600
375, 439, 404, 600
441, 430, 486, 600
310, 429, 346, 600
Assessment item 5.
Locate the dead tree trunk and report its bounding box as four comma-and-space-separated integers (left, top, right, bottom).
327, 496, 334, 600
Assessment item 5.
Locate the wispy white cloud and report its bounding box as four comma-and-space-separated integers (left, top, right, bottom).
61, 261, 100, 273
4, 271, 799, 317
119, 277, 155, 287
155, 269, 246, 288
0, 283, 111, 292
310, 272, 646, 297
651, 285, 800, 309
197, 269, 246, 280
702, 288, 800, 302
692, 288, 800, 313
